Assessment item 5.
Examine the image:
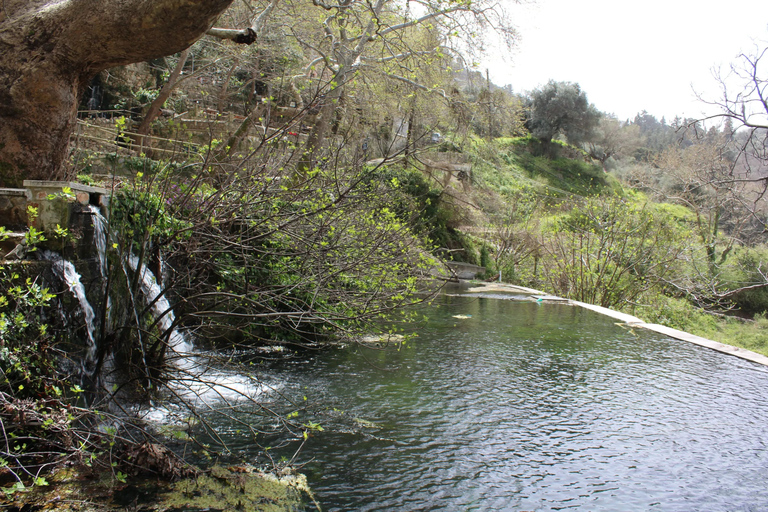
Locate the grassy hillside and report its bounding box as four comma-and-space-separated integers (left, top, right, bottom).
427, 136, 768, 356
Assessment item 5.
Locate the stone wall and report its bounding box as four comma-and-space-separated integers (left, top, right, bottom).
0, 181, 109, 256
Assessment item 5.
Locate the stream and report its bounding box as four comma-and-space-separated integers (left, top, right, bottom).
196, 286, 768, 511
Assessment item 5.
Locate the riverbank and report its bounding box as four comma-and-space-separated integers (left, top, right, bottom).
0, 464, 316, 511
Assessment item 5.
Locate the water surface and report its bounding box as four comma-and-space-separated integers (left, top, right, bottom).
217, 294, 768, 511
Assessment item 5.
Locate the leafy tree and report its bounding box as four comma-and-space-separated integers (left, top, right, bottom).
585, 115, 643, 169
487, 188, 540, 283
289, 0, 520, 175
539, 196, 685, 309
526, 80, 601, 151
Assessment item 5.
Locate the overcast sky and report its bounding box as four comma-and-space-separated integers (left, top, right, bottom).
484, 0, 768, 122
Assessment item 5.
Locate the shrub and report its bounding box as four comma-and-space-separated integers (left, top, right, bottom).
539, 196, 686, 309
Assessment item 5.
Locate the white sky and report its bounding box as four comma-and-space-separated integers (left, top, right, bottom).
484, 0, 768, 122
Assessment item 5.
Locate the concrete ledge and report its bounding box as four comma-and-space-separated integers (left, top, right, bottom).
636, 323, 768, 366
23, 180, 109, 206
573, 300, 768, 366
0, 188, 31, 199
467, 283, 541, 295
570, 300, 644, 324
22, 181, 108, 196
445, 261, 486, 280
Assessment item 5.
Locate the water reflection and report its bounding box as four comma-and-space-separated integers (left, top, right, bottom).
216, 295, 768, 511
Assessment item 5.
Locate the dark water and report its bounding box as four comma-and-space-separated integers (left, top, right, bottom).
215, 294, 768, 511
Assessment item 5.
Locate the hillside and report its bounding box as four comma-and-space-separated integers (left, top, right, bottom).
404, 135, 768, 356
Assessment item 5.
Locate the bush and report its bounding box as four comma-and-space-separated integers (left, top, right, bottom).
0, 265, 57, 398
539, 196, 686, 308
720, 245, 768, 315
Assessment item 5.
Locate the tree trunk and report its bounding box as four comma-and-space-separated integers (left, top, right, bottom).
0, 0, 235, 186
134, 49, 191, 154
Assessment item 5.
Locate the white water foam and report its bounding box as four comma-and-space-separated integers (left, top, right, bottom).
127, 254, 267, 406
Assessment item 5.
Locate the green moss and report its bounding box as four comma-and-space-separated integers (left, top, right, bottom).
163, 466, 311, 511
0, 465, 313, 511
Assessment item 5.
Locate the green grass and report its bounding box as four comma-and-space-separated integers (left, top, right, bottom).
696, 316, 768, 356
473, 137, 622, 199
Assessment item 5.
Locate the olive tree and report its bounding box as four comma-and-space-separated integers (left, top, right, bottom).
526, 80, 601, 152
585, 115, 643, 170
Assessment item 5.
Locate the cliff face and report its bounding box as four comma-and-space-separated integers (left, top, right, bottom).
0, 0, 235, 186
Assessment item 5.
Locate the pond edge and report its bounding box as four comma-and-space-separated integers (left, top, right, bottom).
467, 282, 768, 368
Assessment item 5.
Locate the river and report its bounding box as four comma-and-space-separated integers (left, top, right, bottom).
203, 287, 768, 511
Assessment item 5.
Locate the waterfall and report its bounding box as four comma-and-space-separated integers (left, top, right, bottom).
88, 205, 108, 281
127, 254, 190, 356
126, 255, 269, 419
42, 251, 97, 362
87, 204, 115, 331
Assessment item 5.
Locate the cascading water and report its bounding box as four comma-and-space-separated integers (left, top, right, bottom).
88, 205, 108, 282
42, 250, 98, 363
126, 254, 270, 421
127, 253, 190, 357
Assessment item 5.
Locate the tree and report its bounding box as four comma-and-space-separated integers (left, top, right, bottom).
0, 0, 254, 187
694, 41, 768, 231
622, 135, 768, 310
289, 0, 519, 176
526, 80, 600, 150
585, 115, 643, 170
539, 196, 684, 309
628, 111, 678, 160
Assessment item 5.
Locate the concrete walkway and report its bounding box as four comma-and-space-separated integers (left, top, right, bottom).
464, 282, 768, 367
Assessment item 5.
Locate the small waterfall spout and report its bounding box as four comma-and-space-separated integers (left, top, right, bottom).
42, 251, 97, 362
88, 205, 108, 281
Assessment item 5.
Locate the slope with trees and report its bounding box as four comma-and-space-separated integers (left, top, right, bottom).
2, 0, 768, 504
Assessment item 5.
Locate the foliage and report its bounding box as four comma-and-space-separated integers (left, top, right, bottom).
110, 186, 193, 250
538, 196, 686, 309
0, 229, 127, 494
476, 136, 619, 198
369, 166, 475, 261
0, 266, 56, 398
627, 110, 679, 161
485, 186, 540, 282
103, 150, 440, 358
585, 115, 643, 166
719, 245, 768, 315
525, 80, 601, 148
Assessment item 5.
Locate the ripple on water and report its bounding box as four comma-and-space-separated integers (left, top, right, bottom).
216, 297, 768, 511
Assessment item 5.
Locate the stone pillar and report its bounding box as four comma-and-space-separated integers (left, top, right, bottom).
22, 181, 109, 249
